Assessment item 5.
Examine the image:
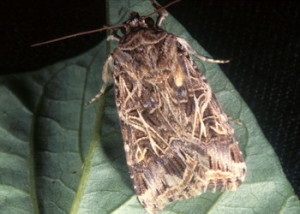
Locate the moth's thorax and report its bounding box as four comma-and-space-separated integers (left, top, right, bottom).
113, 15, 177, 76
118, 28, 168, 49
113, 31, 178, 81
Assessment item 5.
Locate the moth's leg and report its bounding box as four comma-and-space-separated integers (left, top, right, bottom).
228, 116, 243, 126
150, 0, 168, 27
86, 55, 114, 105
176, 37, 230, 64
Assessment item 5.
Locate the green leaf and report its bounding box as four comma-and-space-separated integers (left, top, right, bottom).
0, 0, 299, 214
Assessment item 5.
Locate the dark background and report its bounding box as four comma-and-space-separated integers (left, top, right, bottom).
1, 0, 299, 197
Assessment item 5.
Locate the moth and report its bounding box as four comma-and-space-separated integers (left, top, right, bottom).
33, 1, 247, 213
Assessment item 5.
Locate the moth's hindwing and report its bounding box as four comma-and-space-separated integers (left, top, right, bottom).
110, 24, 246, 213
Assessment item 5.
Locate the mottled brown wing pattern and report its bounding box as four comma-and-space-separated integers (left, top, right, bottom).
112, 29, 246, 213
30, 1, 246, 213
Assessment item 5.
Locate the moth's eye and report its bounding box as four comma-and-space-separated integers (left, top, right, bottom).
145, 17, 155, 27
129, 12, 140, 20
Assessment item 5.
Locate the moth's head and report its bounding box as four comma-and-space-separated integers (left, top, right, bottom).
120, 12, 156, 34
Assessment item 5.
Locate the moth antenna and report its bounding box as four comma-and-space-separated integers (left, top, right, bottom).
145, 0, 181, 18
31, 0, 180, 47
31, 24, 125, 47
